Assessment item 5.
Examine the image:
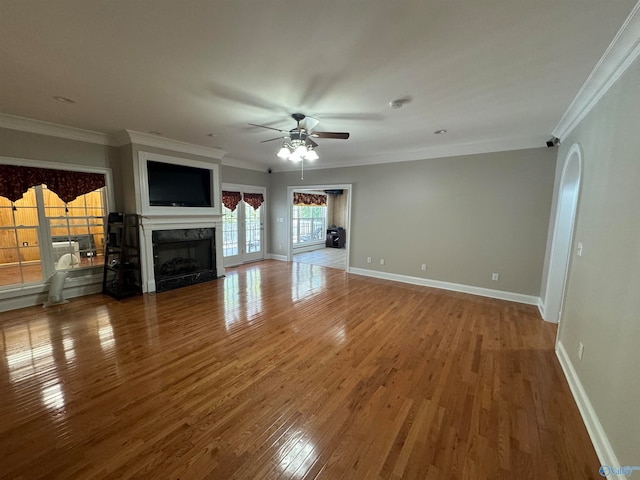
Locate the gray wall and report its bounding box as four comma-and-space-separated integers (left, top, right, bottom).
0, 127, 122, 209
553, 55, 640, 464
221, 165, 270, 187
269, 147, 556, 296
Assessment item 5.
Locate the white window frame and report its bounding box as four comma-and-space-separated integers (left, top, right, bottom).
291, 200, 327, 250
0, 156, 114, 292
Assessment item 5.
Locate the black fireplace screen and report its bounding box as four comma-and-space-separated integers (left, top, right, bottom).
152, 228, 216, 292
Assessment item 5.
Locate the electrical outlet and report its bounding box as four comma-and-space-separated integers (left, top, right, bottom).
367, 257, 372, 263
278, 244, 282, 250
578, 342, 584, 359
421, 264, 427, 271
491, 273, 499, 281
577, 242, 583, 257
379, 259, 385, 265
22, 242, 28, 247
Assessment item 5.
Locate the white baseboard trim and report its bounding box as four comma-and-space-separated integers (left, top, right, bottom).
348, 267, 539, 305
556, 341, 622, 479
537, 298, 545, 319
268, 254, 288, 262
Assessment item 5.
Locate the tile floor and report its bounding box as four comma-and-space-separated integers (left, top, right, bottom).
293, 247, 346, 270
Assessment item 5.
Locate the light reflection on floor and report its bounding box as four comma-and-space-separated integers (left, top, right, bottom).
5, 322, 55, 383
277, 430, 317, 478
224, 267, 263, 331
41, 383, 65, 411
291, 262, 327, 302
98, 318, 115, 352
1, 308, 120, 416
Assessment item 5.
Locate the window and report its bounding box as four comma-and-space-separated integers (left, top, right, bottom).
0, 184, 107, 289
292, 205, 326, 246
0, 188, 42, 286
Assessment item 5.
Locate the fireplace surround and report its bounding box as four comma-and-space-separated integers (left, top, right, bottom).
152, 228, 216, 293
133, 150, 225, 293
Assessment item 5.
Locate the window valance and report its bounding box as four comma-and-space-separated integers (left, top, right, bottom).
243, 193, 264, 210
0, 164, 105, 203
222, 190, 242, 211
293, 192, 327, 207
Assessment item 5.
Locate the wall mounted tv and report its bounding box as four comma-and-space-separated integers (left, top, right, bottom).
147, 161, 212, 207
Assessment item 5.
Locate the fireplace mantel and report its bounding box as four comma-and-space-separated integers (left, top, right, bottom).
132, 149, 225, 293
139, 215, 224, 293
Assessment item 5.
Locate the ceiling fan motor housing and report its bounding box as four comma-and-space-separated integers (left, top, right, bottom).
291, 113, 306, 123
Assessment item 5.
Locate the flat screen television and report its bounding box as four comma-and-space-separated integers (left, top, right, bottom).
147, 160, 212, 207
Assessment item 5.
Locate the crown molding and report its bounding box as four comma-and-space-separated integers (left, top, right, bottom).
0, 113, 112, 145
221, 156, 269, 172
0, 114, 229, 159
553, 1, 640, 140
120, 130, 227, 160
268, 135, 545, 172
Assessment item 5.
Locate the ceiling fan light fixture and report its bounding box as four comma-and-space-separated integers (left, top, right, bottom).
304, 149, 319, 161
253, 113, 349, 176
277, 145, 291, 159
294, 144, 308, 156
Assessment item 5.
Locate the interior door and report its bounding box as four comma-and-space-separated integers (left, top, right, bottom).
222, 185, 265, 267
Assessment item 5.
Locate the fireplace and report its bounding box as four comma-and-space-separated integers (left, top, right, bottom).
152, 228, 217, 292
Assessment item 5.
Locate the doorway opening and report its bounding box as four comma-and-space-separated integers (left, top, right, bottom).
287, 184, 352, 272
543, 143, 582, 324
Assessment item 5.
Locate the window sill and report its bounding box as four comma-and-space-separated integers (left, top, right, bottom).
0, 272, 103, 312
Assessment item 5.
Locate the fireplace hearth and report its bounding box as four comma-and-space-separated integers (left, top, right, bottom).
152, 228, 216, 293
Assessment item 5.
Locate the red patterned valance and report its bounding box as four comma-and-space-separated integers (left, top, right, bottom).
293, 192, 327, 207
243, 192, 264, 210
222, 190, 242, 211
0, 164, 105, 203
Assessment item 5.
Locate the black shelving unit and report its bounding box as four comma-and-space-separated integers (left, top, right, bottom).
102, 213, 142, 299
326, 228, 346, 248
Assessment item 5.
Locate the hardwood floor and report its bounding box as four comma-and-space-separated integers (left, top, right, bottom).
0, 260, 599, 479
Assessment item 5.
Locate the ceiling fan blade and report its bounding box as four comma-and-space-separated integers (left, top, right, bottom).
249, 123, 287, 133
310, 131, 350, 140
260, 136, 286, 143
307, 138, 319, 148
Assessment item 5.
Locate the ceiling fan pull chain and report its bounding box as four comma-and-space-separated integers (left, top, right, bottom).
301, 158, 304, 180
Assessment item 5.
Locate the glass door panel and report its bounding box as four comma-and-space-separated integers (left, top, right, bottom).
244, 204, 263, 261
222, 204, 240, 266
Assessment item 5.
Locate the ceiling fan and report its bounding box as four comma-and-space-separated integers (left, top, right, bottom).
249, 113, 349, 160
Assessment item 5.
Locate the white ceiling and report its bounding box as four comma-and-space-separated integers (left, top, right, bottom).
0, 0, 637, 171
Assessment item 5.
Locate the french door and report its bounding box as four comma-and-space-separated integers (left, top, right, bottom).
222, 184, 265, 267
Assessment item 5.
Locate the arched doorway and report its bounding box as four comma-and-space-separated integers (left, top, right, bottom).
543, 143, 582, 324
